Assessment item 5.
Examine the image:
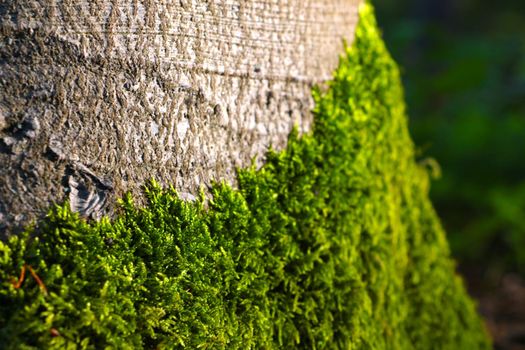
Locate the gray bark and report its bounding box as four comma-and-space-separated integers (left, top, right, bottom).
0, 0, 360, 235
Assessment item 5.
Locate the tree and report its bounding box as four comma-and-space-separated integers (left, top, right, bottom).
0, 0, 360, 234
0, 3, 491, 348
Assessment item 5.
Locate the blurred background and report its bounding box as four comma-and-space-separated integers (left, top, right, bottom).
373, 1, 525, 349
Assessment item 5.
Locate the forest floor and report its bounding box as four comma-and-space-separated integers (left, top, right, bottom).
463, 268, 525, 350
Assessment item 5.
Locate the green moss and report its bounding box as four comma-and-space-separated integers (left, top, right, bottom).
0, 4, 490, 349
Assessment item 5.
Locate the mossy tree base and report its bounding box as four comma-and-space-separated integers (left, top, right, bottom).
0, 4, 490, 349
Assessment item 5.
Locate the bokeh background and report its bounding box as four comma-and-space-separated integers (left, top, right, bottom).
373, 1, 525, 349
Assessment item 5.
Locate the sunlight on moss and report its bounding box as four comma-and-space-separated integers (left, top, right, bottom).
0, 4, 491, 349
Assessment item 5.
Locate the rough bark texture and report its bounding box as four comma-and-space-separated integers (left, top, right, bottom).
0, 0, 360, 235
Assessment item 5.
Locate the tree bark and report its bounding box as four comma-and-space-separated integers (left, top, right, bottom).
0, 0, 360, 235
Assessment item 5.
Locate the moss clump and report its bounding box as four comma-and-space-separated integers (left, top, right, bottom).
0, 4, 490, 349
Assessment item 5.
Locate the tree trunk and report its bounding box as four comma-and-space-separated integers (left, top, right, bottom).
0, 0, 360, 234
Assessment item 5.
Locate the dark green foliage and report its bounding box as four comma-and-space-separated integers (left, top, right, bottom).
0, 4, 491, 349
374, 0, 525, 275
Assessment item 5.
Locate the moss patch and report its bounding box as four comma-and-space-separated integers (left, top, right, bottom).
0, 4, 490, 349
